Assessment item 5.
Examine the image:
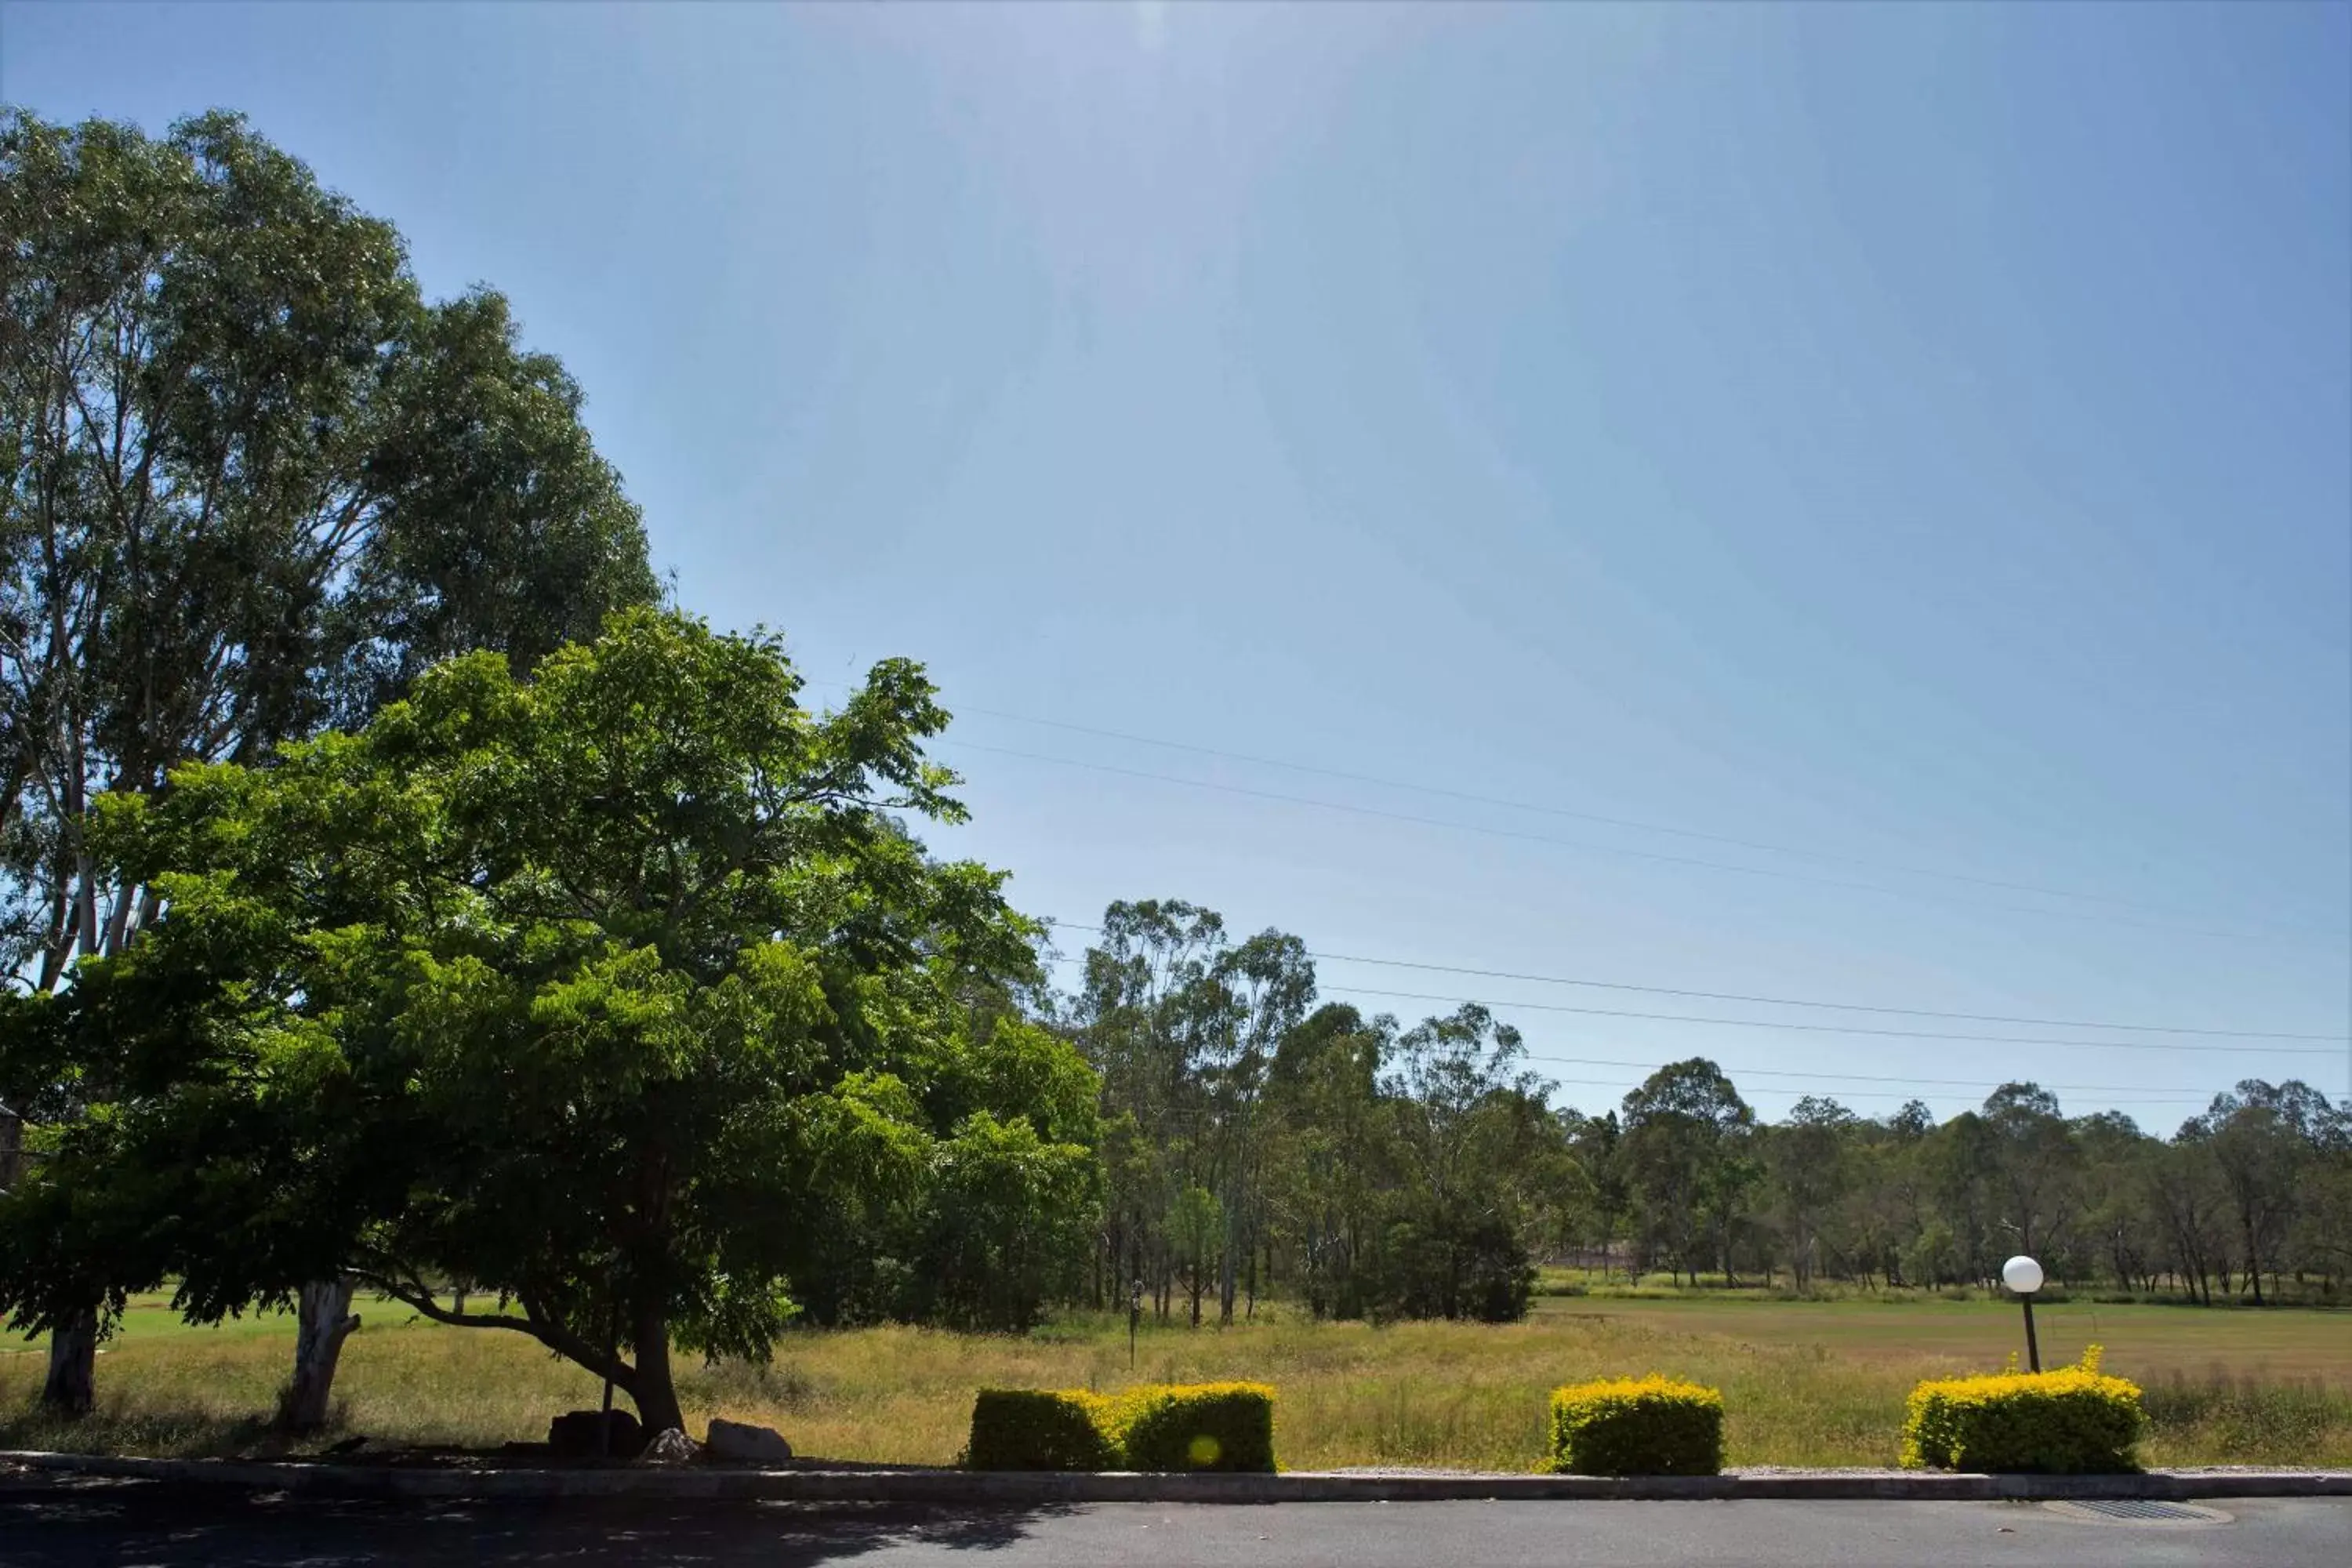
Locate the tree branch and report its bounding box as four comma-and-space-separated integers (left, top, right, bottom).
364, 1276, 539, 1334
359, 1273, 636, 1389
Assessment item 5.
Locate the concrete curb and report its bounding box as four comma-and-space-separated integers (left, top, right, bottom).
5, 1451, 2349, 1503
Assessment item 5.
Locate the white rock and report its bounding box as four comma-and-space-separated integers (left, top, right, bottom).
634, 1427, 702, 1466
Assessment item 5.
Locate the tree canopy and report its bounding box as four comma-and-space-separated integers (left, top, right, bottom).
0, 610, 1097, 1431
0, 107, 656, 990
0, 104, 662, 1416
1052, 899, 2351, 1322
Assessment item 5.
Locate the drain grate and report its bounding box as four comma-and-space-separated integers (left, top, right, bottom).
2043, 1499, 2233, 1526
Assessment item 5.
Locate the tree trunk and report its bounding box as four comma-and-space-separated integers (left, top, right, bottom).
42, 1307, 96, 1416
1219, 1225, 1237, 1326
0, 1107, 22, 1189
629, 1305, 684, 1435
280, 1277, 361, 1431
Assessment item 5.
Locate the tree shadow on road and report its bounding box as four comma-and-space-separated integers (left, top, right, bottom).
0, 1479, 1068, 1566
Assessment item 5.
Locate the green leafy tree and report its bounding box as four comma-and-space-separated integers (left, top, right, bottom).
1205, 930, 1314, 1321
1762, 1096, 1854, 1291
1980, 1083, 2078, 1264
0, 611, 1071, 1434
1621, 1059, 1755, 1287
0, 107, 655, 1412
1073, 899, 1230, 1319
1264, 1002, 1388, 1319
0, 107, 653, 987
885, 1015, 1102, 1330
1167, 1182, 1225, 1327
911, 1107, 1101, 1331
1838, 1112, 1928, 1289
2292, 1120, 2352, 1294
1559, 1109, 1628, 1278
1918, 1110, 1999, 1287
2147, 1129, 2226, 1304
2197, 1080, 2327, 1304
2074, 1111, 2156, 1292
1371, 1004, 1548, 1321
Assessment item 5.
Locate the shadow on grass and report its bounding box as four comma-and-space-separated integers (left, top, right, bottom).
0, 1406, 285, 1461
0, 1397, 967, 1472
0, 1481, 1068, 1566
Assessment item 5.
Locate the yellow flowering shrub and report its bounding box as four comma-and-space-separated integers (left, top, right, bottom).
1105, 1381, 1278, 1472
964, 1388, 1119, 1471
1901, 1345, 2146, 1474
1548, 1375, 1725, 1475
967, 1381, 1276, 1472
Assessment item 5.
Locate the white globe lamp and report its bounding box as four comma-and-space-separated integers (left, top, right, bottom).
2001, 1254, 2044, 1370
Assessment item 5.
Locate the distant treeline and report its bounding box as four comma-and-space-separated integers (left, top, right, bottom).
1051, 900, 2351, 1324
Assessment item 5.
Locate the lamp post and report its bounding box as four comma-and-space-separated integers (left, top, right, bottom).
2002, 1254, 2044, 1373
1129, 1278, 1144, 1371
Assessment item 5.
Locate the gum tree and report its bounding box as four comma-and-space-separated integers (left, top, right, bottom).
0, 107, 654, 1413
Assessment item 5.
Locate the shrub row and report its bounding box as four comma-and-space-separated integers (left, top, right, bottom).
967, 1382, 1276, 1472
1548, 1377, 1725, 1475
968, 1348, 2149, 1476
965, 1389, 1120, 1472
1901, 1347, 2147, 1475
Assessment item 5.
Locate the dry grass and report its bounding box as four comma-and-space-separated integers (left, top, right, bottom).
3, 1294, 2346, 1468
1540, 1295, 2352, 1382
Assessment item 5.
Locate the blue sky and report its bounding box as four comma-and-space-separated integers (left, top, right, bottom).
8, 1, 2347, 1122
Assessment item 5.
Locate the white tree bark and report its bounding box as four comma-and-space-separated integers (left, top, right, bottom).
281, 1277, 361, 1431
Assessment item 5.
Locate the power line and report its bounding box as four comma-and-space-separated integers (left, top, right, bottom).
1531, 1075, 2204, 1108
947, 741, 2296, 944
1260, 947, 2343, 1041
1036, 950, 2335, 1055
1510, 1051, 2214, 1101
1305, 983, 2345, 1058
1043, 923, 2347, 1044
925, 699, 2190, 916
814, 677, 2229, 918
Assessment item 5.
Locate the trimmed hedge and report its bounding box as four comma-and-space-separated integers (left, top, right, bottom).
967, 1382, 1277, 1472
1901, 1349, 2146, 1474
1108, 1382, 1278, 1473
1548, 1376, 1725, 1475
965, 1389, 1119, 1472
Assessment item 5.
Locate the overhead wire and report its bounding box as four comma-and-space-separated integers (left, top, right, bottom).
944, 739, 2302, 944
1504, 1052, 2215, 1101
1273, 982, 2338, 1058
1040, 924, 2347, 1048
810, 677, 2249, 919
1530, 1076, 2205, 1107
924, 699, 2189, 915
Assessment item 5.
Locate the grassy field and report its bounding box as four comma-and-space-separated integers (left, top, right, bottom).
4, 1292, 2346, 1468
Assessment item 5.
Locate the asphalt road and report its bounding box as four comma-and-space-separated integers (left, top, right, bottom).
1, 1481, 2346, 1566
